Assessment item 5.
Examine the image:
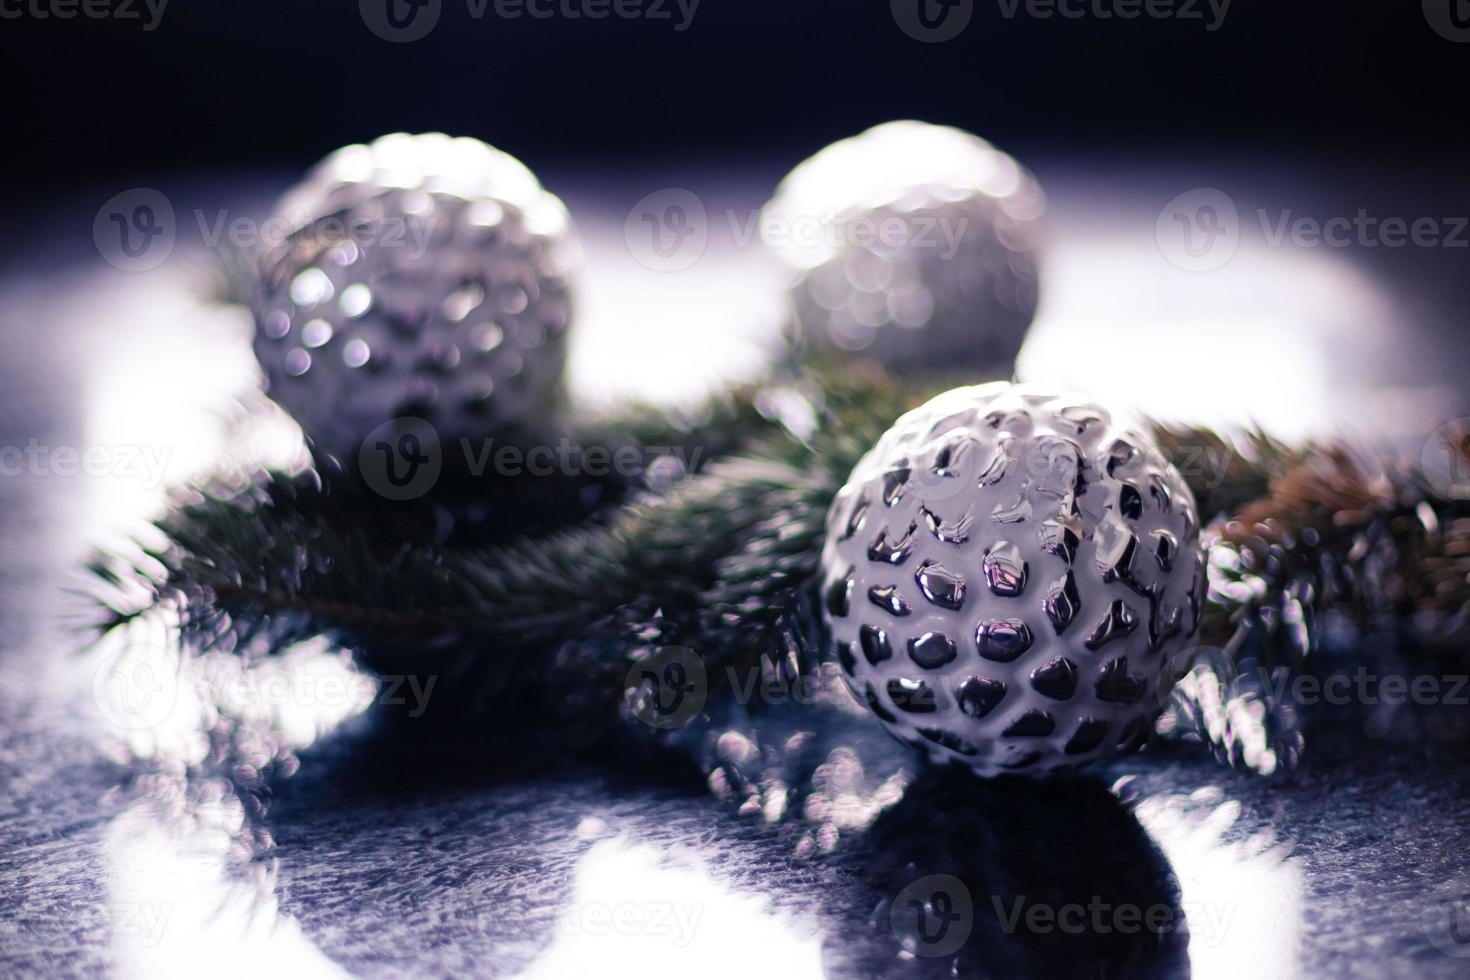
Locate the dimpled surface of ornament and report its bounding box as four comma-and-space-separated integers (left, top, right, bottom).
763, 121, 1043, 372
252, 132, 579, 460
820, 383, 1205, 777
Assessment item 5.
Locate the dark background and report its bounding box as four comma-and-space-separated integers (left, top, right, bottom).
2, 2, 1466, 189
6, 5, 1470, 978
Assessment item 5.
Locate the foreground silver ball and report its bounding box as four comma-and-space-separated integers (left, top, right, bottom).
763, 121, 1043, 372
820, 383, 1204, 776
252, 132, 579, 461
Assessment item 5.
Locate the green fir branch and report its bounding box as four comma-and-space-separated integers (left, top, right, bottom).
84, 362, 1470, 777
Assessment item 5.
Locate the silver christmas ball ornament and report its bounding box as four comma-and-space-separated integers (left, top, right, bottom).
820, 383, 1204, 777
252, 132, 579, 460
763, 121, 1043, 372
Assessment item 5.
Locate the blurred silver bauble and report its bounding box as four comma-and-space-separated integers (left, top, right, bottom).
819, 383, 1204, 777
763, 121, 1043, 372
252, 132, 579, 461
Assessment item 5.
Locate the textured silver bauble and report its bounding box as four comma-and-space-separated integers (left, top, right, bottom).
763, 121, 1043, 372
819, 383, 1204, 777
252, 132, 579, 460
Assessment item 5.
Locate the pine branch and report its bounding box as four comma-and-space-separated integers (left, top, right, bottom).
1206, 443, 1470, 664
1151, 420, 1470, 657
91, 362, 962, 645
1154, 625, 1305, 775
1149, 422, 1306, 522
87, 355, 1470, 778
106, 173, 1470, 792
193, 236, 260, 308
1154, 436, 1470, 772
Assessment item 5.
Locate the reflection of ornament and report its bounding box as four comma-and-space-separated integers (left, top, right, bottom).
251, 132, 579, 460
763, 121, 1044, 373
819, 383, 1204, 777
